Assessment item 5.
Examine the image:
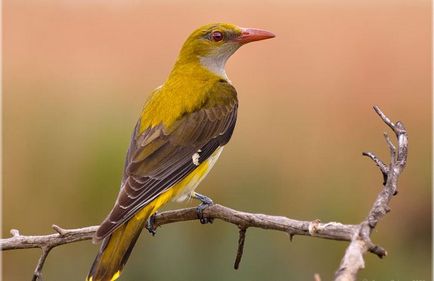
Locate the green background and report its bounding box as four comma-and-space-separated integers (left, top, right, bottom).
3, 0, 431, 280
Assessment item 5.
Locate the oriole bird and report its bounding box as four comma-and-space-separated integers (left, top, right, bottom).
87, 23, 275, 281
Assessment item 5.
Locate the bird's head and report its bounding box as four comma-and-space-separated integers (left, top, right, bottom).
174, 23, 275, 78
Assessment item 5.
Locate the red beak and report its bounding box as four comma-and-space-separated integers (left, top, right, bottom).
235, 28, 275, 44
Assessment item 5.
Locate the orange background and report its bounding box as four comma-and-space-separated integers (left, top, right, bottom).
3, 0, 431, 280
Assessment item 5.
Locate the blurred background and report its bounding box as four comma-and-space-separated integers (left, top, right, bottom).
3, 0, 431, 280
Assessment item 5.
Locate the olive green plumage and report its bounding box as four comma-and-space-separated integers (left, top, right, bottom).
87, 22, 274, 281
95, 80, 238, 241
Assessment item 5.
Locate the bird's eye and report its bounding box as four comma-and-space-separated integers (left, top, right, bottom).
211, 31, 224, 42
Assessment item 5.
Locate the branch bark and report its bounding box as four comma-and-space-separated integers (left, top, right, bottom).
1, 106, 407, 281
3, 205, 357, 280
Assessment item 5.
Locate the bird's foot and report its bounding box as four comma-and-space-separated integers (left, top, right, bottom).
145, 212, 158, 236
192, 192, 214, 224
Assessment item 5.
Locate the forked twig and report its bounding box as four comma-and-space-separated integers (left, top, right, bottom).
334, 106, 407, 281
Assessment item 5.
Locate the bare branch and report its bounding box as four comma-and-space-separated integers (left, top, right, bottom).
384, 132, 396, 163
362, 152, 389, 184
52, 224, 67, 236
2, 206, 358, 253
334, 106, 408, 281
1, 226, 98, 251
362, 152, 389, 175
234, 227, 247, 269
373, 105, 395, 131
2, 205, 358, 280
32, 246, 52, 281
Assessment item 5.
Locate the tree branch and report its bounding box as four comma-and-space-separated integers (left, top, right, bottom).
334, 106, 408, 281
2, 206, 358, 251
2, 205, 358, 280
1, 106, 407, 281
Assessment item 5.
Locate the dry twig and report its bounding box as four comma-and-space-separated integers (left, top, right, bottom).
333, 106, 408, 281
2, 206, 357, 280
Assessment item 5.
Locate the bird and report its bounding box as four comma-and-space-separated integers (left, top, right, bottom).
86, 23, 275, 281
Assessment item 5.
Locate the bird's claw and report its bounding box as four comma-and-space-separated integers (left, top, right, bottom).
193, 193, 214, 224
145, 213, 158, 236
196, 203, 214, 224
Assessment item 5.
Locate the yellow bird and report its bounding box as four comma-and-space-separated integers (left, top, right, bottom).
87, 23, 274, 281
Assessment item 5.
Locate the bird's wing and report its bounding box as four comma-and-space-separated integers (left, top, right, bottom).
95, 82, 238, 240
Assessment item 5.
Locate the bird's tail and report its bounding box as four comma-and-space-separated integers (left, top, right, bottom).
86, 208, 152, 281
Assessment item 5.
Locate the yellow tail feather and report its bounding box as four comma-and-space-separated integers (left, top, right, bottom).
86, 186, 182, 281
86, 210, 149, 281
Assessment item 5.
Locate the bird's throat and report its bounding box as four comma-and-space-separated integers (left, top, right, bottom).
199, 55, 229, 80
